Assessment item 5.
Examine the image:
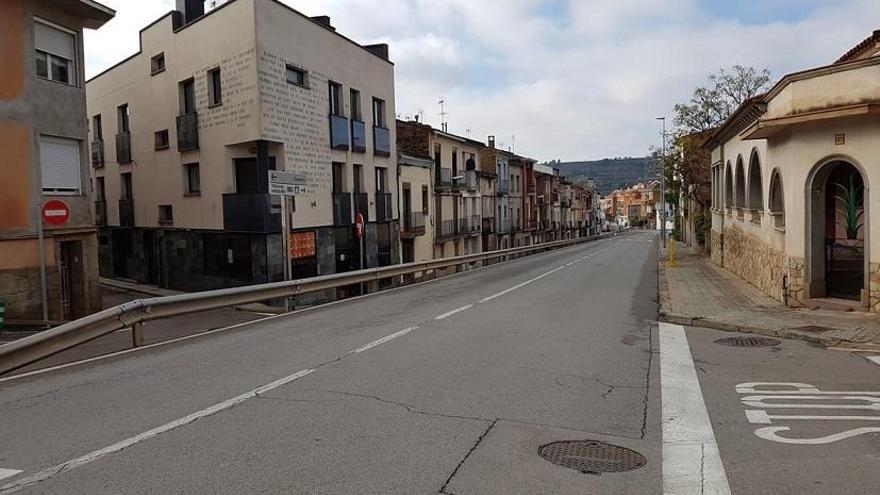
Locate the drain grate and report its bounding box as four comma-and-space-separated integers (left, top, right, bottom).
538, 440, 646, 475
715, 336, 781, 347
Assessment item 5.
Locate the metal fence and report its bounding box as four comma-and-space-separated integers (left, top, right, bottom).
0, 234, 611, 375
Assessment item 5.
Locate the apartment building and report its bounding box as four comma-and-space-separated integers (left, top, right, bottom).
396, 119, 482, 259
398, 153, 433, 263
533, 164, 556, 243
0, 0, 114, 322
508, 157, 525, 246
479, 138, 513, 249
86, 0, 397, 292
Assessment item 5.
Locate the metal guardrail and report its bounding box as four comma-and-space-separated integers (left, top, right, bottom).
0, 235, 611, 375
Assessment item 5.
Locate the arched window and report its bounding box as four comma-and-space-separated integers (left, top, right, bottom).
747, 150, 763, 211
724, 161, 733, 207
734, 155, 746, 208
769, 169, 784, 228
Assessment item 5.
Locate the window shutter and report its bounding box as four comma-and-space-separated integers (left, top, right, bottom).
34, 21, 75, 60
39, 136, 81, 193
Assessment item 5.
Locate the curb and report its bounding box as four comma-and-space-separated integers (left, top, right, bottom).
658, 312, 848, 347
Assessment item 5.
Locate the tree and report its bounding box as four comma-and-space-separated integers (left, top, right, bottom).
673, 65, 772, 134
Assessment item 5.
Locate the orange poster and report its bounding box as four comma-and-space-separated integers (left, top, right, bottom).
289, 231, 316, 260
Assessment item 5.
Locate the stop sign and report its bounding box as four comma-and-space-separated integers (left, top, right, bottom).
355, 213, 365, 239
42, 199, 71, 226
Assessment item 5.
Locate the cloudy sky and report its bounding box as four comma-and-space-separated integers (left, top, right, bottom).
84, 0, 880, 161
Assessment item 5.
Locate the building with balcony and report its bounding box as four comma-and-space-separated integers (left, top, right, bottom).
398, 153, 433, 263
86, 0, 397, 291
0, 0, 114, 323
396, 119, 482, 259
478, 137, 515, 249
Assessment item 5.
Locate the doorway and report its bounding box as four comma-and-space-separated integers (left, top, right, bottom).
59, 240, 85, 320
807, 160, 866, 302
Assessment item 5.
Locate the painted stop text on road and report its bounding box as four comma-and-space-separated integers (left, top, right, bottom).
736, 382, 880, 444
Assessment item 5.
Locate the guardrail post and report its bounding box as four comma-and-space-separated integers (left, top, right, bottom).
131, 321, 144, 347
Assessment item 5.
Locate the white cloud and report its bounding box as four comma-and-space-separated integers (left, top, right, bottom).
84, 0, 880, 161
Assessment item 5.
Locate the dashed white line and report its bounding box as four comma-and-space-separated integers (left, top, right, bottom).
351, 327, 416, 354
0, 368, 315, 494
434, 305, 474, 320
479, 266, 566, 303
660, 322, 731, 495
0, 470, 21, 483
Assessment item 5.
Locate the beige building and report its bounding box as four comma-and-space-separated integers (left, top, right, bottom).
86, 0, 397, 291
0, 0, 114, 323
708, 31, 880, 310
398, 153, 433, 263
396, 119, 483, 259
478, 140, 513, 249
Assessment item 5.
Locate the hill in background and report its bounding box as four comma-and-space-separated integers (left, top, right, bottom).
544, 157, 658, 195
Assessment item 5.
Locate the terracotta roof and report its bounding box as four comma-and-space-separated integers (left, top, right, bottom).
835, 29, 880, 64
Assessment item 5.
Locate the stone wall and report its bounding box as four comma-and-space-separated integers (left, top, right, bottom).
721, 225, 787, 303
710, 230, 723, 266
870, 262, 880, 312
787, 257, 806, 308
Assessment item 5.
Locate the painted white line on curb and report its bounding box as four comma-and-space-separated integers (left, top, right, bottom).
434, 305, 474, 320
660, 322, 731, 495
0, 368, 315, 494
351, 327, 416, 354
0, 470, 21, 483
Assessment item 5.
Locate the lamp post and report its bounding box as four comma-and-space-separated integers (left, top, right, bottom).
656, 116, 667, 248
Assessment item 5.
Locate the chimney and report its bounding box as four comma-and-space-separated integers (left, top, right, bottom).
310, 15, 335, 31
488, 135, 495, 149
364, 43, 389, 61
174, 0, 205, 28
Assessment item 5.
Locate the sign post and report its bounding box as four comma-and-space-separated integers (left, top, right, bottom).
355, 212, 365, 294
268, 171, 307, 311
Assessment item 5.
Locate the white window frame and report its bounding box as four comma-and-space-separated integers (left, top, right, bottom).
34, 17, 77, 86
39, 135, 82, 195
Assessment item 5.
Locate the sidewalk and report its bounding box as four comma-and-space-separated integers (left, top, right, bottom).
658, 245, 880, 350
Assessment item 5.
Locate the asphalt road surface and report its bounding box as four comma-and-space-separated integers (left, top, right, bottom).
1, 231, 878, 494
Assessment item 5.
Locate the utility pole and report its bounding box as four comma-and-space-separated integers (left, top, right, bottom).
656, 117, 667, 248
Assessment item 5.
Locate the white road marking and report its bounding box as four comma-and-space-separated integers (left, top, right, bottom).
0, 470, 21, 482
351, 327, 416, 354
659, 322, 731, 495
754, 426, 880, 445
478, 267, 565, 303
0, 368, 315, 493
434, 305, 473, 320
868, 356, 880, 367
746, 410, 880, 424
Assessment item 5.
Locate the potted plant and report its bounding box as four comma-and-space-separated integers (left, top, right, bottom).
832, 172, 864, 242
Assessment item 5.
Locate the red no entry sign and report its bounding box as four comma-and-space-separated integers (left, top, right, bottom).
355, 213, 365, 240
42, 199, 71, 226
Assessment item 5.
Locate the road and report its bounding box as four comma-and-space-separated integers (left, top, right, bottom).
0, 231, 878, 494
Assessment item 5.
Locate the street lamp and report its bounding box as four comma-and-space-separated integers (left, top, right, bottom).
656, 117, 667, 248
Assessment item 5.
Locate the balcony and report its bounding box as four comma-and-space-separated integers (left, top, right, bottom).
527, 181, 536, 193
482, 216, 495, 233
436, 219, 458, 240
496, 217, 510, 234
401, 212, 426, 238
527, 219, 538, 231
353, 192, 368, 222
91, 140, 104, 168
116, 133, 132, 164
373, 126, 391, 157
464, 170, 477, 191
375, 192, 393, 222
95, 200, 107, 227
436, 168, 453, 189
468, 215, 481, 234
330, 114, 350, 151
497, 179, 510, 195
351, 120, 366, 153
118, 199, 134, 227
176, 112, 199, 151
333, 192, 353, 225
222, 193, 281, 232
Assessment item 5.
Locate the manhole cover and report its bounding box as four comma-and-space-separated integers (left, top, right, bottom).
715, 336, 781, 347
538, 440, 646, 475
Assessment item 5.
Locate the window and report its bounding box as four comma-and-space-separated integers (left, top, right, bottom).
285, 64, 308, 87
184, 163, 200, 195
179, 78, 195, 114
352, 164, 363, 193
350, 89, 362, 121
95, 176, 105, 201
150, 52, 165, 75
120, 172, 133, 200
332, 162, 345, 193
421, 185, 429, 215
208, 67, 222, 106
433, 143, 441, 169
154, 130, 169, 150
452, 148, 458, 174
375, 167, 387, 192
39, 136, 81, 194
92, 115, 102, 141
34, 19, 76, 85
372, 98, 386, 127
117, 104, 130, 133
328, 81, 342, 116
158, 205, 173, 224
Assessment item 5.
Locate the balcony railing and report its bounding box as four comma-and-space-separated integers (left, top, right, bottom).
118, 199, 134, 227
176, 112, 199, 151
333, 192, 353, 225
497, 179, 509, 194
436, 219, 458, 240
95, 200, 107, 227
465, 170, 477, 191
330, 114, 350, 150
116, 133, 132, 164
496, 217, 510, 234
353, 192, 368, 222
528, 220, 538, 231
373, 126, 391, 157
376, 192, 393, 222
482, 216, 495, 233
436, 168, 453, 188
527, 181, 536, 193
222, 193, 281, 233
351, 120, 366, 153
401, 212, 426, 237
468, 215, 481, 234
91, 140, 104, 168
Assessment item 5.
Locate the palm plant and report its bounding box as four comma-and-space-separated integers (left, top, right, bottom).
832, 172, 864, 240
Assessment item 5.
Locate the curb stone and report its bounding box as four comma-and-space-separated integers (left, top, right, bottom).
658, 312, 848, 347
